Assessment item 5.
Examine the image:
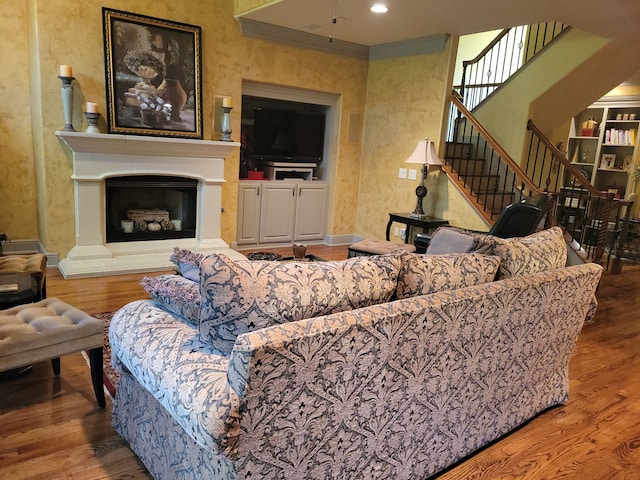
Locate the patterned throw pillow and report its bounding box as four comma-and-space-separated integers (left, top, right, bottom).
396, 253, 501, 299
169, 247, 205, 282
140, 274, 201, 325
199, 253, 404, 354
478, 226, 567, 279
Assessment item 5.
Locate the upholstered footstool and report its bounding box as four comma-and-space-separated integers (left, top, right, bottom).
0, 298, 105, 408
348, 239, 416, 258
0, 254, 48, 300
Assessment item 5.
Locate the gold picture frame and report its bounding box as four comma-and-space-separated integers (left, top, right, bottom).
103, 8, 202, 138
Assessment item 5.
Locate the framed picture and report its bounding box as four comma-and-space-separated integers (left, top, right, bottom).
600, 153, 616, 169
103, 8, 202, 138
623, 155, 634, 170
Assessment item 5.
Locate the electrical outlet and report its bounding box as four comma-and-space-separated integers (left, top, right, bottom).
399, 228, 406, 240
394, 227, 400, 237
398, 168, 407, 179
408, 169, 417, 180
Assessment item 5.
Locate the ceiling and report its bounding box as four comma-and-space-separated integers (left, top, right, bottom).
239, 0, 640, 85
239, 0, 640, 46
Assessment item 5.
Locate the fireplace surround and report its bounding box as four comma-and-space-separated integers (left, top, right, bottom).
56, 131, 243, 278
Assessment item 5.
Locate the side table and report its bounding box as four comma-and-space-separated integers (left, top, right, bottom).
386, 212, 449, 244
0, 273, 38, 309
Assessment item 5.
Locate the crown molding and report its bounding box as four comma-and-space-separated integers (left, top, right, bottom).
369, 34, 449, 60
238, 18, 369, 59
238, 18, 448, 60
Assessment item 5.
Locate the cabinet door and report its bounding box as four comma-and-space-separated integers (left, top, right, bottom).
294, 183, 327, 241
237, 182, 262, 245
259, 183, 296, 243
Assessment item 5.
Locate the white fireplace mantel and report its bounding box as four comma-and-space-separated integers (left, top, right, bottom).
56, 131, 243, 278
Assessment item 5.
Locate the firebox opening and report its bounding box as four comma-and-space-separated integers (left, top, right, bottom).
106, 175, 198, 243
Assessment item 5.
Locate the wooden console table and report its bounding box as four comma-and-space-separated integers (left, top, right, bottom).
386, 212, 449, 243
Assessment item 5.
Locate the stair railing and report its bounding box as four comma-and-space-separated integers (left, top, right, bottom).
445, 92, 547, 225
526, 120, 634, 271
459, 22, 569, 111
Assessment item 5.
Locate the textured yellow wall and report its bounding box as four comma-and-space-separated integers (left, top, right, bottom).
6, 0, 369, 257
234, 0, 280, 15
0, 0, 38, 240
355, 38, 488, 241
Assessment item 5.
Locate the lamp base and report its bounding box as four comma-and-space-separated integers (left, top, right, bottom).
409, 212, 429, 219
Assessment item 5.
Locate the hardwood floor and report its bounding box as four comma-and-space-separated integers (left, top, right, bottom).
1, 246, 638, 479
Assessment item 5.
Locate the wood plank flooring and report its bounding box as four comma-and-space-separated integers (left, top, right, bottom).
1, 246, 638, 479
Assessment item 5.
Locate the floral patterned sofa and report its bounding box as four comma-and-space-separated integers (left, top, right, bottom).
109, 227, 602, 479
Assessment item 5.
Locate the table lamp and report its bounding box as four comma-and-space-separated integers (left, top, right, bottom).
405, 138, 443, 218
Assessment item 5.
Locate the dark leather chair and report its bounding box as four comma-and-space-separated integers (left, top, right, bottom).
414, 194, 551, 253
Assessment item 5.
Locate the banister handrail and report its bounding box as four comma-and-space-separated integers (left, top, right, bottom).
462, 29, 511, 68
527, 119, 634, 209
526, 120, 602, 197
451, 92, 544, 196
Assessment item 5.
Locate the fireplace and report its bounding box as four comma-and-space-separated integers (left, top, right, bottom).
56, 131, 243, 278
105, 175, 197, 243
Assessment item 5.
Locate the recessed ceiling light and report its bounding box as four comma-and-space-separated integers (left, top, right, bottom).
370, 3, 388, 14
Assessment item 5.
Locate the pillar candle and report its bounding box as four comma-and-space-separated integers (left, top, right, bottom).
85, 102, 98, 113
222, 97, 232, 108
60, 65, 73, 77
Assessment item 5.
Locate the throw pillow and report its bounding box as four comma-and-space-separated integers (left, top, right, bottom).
478, 226, 567, 279
425, 227, 478, 255
395, 253, 501, 299
198, 253, 404, 354
140, 274, 201, 325
169, 247, 205, 282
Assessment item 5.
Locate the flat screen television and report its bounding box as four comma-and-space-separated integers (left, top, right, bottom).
251, 106, 325, 165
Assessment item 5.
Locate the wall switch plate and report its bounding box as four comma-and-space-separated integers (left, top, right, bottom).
399, 228, 406, 240
398, 168, 407, 179
394, 227, 400, 237
408, 169, 417, 180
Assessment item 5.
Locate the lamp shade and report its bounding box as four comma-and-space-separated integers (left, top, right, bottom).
405, 138, 443, 166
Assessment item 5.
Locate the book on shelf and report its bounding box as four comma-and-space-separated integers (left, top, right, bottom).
604, 128, 636, 145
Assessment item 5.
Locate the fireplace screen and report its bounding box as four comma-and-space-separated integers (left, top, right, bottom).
105, 175, 197, 243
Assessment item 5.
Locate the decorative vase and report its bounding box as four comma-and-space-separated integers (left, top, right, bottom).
157, 78, 187, 122
141, 110, 159, 128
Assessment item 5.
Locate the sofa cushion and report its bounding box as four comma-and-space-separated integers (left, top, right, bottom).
396, 253, 501, 299
478, 226, 567, 279
141, 274, 201, 325
199, 253, 404, 354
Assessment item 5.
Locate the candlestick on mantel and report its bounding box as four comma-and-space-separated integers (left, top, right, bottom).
58, 72, 76, 132
85, 102, 98, 113
84, 111, 101, 134
221, 106, 233, 142
222, 97, 232, 108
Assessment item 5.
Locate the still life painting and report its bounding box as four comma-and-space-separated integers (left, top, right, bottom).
103, 8, 202, 138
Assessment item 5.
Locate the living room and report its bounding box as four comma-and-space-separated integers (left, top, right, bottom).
2, 0, 640, 478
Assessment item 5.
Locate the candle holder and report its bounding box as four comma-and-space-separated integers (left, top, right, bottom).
84, 112, 101, 134
58, 75, 76, 132
221, 106, 233, 141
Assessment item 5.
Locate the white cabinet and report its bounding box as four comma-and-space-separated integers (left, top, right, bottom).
295, 183, 328, 240
237, 182, 262, 244
259, 183, 297, 243
237, 181, 327, 246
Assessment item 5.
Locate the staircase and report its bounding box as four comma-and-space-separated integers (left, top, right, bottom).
441, 24, 635, 271
443, 93, 543, 225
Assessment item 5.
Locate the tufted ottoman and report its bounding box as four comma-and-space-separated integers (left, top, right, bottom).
0, 254, 47, 300
0, 298, 105, 408
348, 239, 416, 258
